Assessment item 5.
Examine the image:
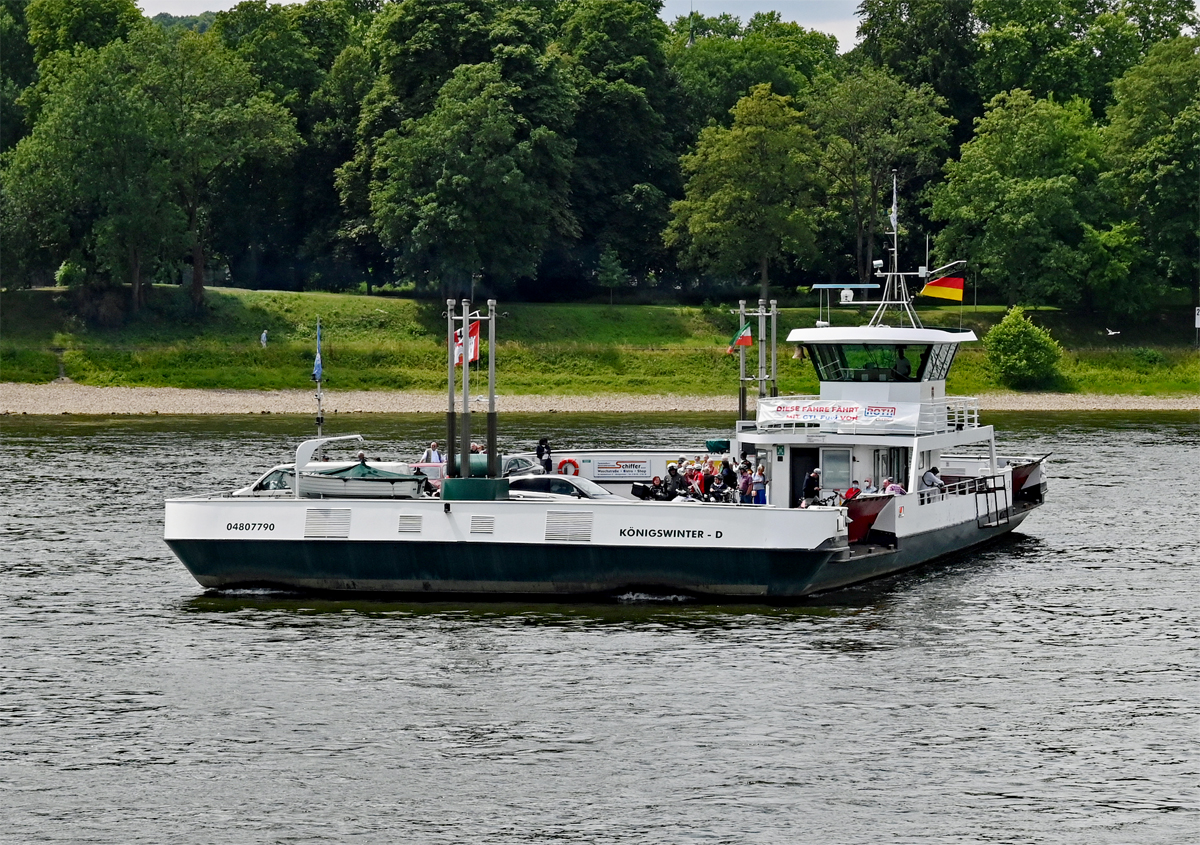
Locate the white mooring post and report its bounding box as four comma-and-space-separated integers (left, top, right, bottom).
460, 299, 471, 475
446, 299, 456, 477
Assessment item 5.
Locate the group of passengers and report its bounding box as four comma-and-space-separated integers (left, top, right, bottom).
645, 456, 767, 504
417, 439, 493, 463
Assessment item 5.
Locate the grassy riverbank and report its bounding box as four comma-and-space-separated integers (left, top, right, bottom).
2, 286, 1197, 396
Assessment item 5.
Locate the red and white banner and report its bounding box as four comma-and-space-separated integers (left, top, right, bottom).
452, 321, 480, 366
756, 400, 922, 429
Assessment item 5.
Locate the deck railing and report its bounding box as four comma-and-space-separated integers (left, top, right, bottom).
918, 473, 1000, 503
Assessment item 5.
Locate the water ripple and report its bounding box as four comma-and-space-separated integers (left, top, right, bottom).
1, 412, 1197, 843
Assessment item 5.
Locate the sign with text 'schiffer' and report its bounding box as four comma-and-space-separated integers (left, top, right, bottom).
594, 459, 652, 479
756, 400, 922, 430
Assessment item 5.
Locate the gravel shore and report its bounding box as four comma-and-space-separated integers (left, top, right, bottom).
2, 381, 1196, 415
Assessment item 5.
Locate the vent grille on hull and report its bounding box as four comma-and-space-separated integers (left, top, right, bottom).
545, 511, 593, 542
397, 514, 423, 533
470, 515, 496, 534
304, 508, 351, 538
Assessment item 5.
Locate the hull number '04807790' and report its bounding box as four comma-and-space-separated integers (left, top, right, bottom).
227, 522, 275, 531
619, 528, 722, 539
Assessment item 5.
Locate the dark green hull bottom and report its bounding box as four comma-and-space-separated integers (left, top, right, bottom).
167, 510, 1029, 600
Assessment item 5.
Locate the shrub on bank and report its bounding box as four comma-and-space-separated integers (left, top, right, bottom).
984, 307, 1063, 388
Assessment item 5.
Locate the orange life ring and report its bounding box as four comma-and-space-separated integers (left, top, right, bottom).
557, 458, 580, 476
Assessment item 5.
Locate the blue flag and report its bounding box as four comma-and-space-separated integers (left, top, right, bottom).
312, 319, 323, 382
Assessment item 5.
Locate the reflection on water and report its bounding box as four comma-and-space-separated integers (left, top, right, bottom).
2, 411, 1198, 843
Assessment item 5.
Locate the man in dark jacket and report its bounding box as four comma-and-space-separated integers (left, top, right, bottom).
802, 468, 821, 505
665, 464, 689, 499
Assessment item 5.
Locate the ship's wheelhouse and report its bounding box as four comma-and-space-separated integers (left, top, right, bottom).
807, 342, 959, 383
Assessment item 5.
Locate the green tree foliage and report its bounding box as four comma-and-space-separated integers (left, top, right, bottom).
353, 0, 493, 147
665, 84, 819, 300
2, 29, 181, 306
369, 61, 576, 294
975, 0, 1196, 114
306, 40, 380, 289
1, 25, 298, 309
150, 11, 216, 33
1106, 36, 1200, 299
667, 11, 837, 135
596, 245, 627, 304
1, 0, 38, 151
554, 0, 682, 285
144, 29, 299, 307
931, 89, 1154, 316
25, 0, 141, 62
855, 0, 979, 147
212, 0, 323, 109
337, 0, 496, 280
210, 0, 364, 291
805, 66, 952, 283
3, 0, 1195, 312
984, 306, 1062, 387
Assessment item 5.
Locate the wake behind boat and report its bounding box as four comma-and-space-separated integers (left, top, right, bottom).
164, 246, 1047, 600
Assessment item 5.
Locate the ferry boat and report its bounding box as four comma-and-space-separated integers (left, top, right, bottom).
164, 261, 1047, 600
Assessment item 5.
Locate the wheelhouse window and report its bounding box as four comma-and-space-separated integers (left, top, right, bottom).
807, 343, 958, 382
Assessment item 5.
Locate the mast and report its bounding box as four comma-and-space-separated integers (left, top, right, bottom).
869, 172, 923, 329
312, 317, 324, 438
446, 300, 457, 477
867, 172, 965, 329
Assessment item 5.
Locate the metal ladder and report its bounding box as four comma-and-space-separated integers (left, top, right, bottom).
975, 475, 1011, 529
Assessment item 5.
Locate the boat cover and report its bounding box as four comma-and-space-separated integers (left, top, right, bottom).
312, 464, 415, 480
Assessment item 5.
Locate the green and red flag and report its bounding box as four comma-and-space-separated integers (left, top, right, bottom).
918, 276, 965, 302
726, 322, 753, 354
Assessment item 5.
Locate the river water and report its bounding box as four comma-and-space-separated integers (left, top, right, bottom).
2, 411, 1198, 844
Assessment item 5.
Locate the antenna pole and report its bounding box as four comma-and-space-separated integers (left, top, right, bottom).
738, 300, 747, 421
487, 299, 498, 478
460, 299, 471, 477
446, 299, 457, 478
757, 299, 767, 404
314, 317, 324, 440
769, 299, 778, 397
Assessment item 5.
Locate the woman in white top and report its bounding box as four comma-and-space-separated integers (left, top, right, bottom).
752, 465, 767, 505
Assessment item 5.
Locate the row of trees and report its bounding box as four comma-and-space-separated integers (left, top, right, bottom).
1, 0, 1196, 319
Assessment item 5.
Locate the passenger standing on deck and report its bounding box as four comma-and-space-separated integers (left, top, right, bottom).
721, 460, 738, 491
884, 477, 907, 495
862, 478, 878, 494
738, 465, 753, 504
802, 467, 821, 506
536, 438, 552, 472
665, 464, 688, 499
921, 466, 946, 502
752, 465, 767, 505
843, 480, 862, 502
419, 441, 443, 463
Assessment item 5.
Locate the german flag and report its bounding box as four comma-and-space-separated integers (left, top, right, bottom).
918, 276, 964, 302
